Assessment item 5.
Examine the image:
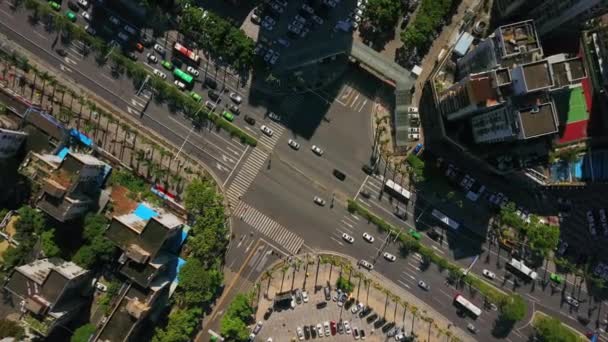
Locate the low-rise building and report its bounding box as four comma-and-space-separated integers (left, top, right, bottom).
3, 258, 91, 337
0, 127, 27, 159
19, 151, 110, 222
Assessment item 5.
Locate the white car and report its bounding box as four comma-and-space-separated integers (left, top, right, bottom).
186, 66, 200, 77
153, 69, 166, 79
229, 92, 242, 104
77, 0, 89, 7
313, 196, 326, 206
81, 11, 91, 21
287, 139, 300, 150
383, 252, 396, 262
395, 333, 405, 341
324, 321, 330, 336
482, 269, 496, 280
260, 125, 273, 137
153, 43, 165, 55
146, 53, 158, 63
358, 259, 373, 270
316, 324, 323, 337
362, 232, 374, 243
342, 233, 354, 243
566, 296, 579, 307
344, 321, 352, 334
95, 281, 107, 291
302, 291, 309, 303
297, 327, 304, 341
311, 145, 324, 156
417, 280, 430, 291
205, 100, 217, 111
109, 16, 120, 25
351, 302, 364, 314
312, 15, 324, 25
174, 80, 186, 90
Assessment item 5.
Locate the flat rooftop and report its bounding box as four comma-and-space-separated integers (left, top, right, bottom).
499, 20, 541, 57
518, 103, 558, 139
551, 57, 586, 88
523, 61, 553, 91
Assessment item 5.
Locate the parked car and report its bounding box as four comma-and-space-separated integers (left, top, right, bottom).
260, 125, 273, 137
342, 233, 354, 243
482, 269, 496, 280
358, 260, 373, 270
313, 196, 326, 206
417, 280, 430, 291
288, 139, 300, 150
244, 115, 256, 125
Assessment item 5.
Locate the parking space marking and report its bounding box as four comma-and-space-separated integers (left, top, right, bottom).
357, 99, 368, 112
351, 214, 360, 221
397, 280, 411, 289
432, 245, 445, 254
341, 219, 353, 229
33, 30, 47, 40
403, 271, 415, 280
330, 236, 344, 246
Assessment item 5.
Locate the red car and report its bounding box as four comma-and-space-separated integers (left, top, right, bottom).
135, 42, 144, 52
330, 320, 337, 335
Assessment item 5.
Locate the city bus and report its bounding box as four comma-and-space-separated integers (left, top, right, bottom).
384, 179, 411, 202
453, 294, 482, 319
173, 68, 193, 85
431, 209, 460, 230
173, 42, 200, 64
507, 258, 537, 281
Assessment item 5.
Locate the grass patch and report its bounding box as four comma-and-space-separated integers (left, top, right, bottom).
532, 312, 587, 342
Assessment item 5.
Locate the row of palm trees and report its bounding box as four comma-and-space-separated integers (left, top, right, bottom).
0, 51, 205, 194
261, 255, 462, 342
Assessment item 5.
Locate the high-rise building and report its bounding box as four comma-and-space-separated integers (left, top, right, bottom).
494, 0, 608, 36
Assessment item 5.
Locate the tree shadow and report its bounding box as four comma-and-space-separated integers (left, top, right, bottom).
357, 23, 396, 52
491, 318, 516, 338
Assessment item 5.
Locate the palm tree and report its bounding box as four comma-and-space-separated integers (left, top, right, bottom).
279, 263, 289, 292
158, 147, 169, 171
49, 79, 59, 102
382, 288, 391, 318
39, 71, 52, 101
401, 300, 409, 326
364, 278, 371, 305
67, 89, 76, 112
76, 96, 86, 130
262, 270, 273, 298
425, 316, 434, 342
409, 304, 419, 335
134, 149, 146, 173
119, 123, 130, 159
392, 295, 400, 321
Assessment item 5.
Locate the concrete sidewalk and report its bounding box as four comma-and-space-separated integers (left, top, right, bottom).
255, 253, 473, 342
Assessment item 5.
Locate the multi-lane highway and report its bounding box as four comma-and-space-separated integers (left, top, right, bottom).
2, 1, 604, 341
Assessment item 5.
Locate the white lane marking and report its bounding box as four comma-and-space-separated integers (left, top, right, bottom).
222, 154, 236, 164
227, 146, 240, 156
330, 237, 344, 246
216, 162, 229, 172
439, 289, 452, 299
341, 219, 353, 229
407, 262, 421, 271
351, 214, 360, 221
223, 145, 250, 187
0, 8, 14, 17
403, 272, 415, 280
526, 294, 540, 302
357, 199, 371, 207
131, 99, 144, 108
100, 73, 116, 83
211, 130, 246, 149
33, 30, 48, 40
354, 175, 369, 200
397, 280, 411, 289
357, 99, 368, 112
432, 246, 444, 254
59, 64, 73, 73
63, 57, 78, 65
168, 116, 237, 157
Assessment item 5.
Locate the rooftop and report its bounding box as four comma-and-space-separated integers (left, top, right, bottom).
97, 286, 147, 342
498, 20, 541, 57
522, 60, 553, 91
518, 102, 558, 139
549, 57, 586, 88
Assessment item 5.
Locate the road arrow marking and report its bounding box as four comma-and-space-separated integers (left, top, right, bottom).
59, 64, 72, 73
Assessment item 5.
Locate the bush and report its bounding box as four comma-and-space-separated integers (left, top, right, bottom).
336, 275, 354, 293
0, 319, 24, 339
533, 315, 586, 342
401, 0, 460, 52
70, 323, 95, 342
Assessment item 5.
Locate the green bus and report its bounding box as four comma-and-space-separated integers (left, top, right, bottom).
173, 68, 193, 85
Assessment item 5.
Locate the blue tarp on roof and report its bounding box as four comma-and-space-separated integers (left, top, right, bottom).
454, 32, 474, 57
56, 147, 69, 160
69, 128, 93, 147
133, 203, 158, 220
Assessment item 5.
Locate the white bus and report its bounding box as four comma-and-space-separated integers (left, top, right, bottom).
453, 294, 482, 318
432, 209, 460, 230
507, 258, 537, 281
384, 179, 411, 202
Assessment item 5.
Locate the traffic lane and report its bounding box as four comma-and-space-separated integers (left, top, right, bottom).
243, 156, 350, 250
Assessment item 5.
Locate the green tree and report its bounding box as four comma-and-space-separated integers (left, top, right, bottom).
336, 275, 354, 293
527, 220, 560, 255
41, 229, 61, 258
184, 178, 222, 217
534, 316, 584, 342
70, 323, 95, 342
500, 294, 527, 322
152, 308, 201, 342
219, 315, 249, 341
0, 319, 24, 339
72, 236, 115, 269
175, 258, 223, 308
226, 293, 254, 322
364, 0, 402, 29
14, 205, 45, 239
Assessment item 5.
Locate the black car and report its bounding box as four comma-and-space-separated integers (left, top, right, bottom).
303, 325, 310, 339
344, 297, 355, 309
310, 324, 317, 338
68, 1, 79, 10
366, 313, 378, 323
337, 321, 344, 334
127, 52, 138, 61
208, 90, 221, 101
374, 318, 386, 329
56, 49, 68, 57
244, 115, 256, 125
316, 301, 327, 309
141, 36, 154, 47
263, 307, 273, 320
333, 169, 346, 181
359, 306, 372, 317
360, 329, 366, 339
360, 190, 371, 199
324, 286, 331, 301
427, 229, 441, 241
204, 76, 218, 89
361, 164, 374, 175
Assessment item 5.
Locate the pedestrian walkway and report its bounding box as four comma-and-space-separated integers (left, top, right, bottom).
233, 201, 304, 255
226, 148, 269, 204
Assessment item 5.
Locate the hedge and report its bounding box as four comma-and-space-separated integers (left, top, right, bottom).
347, 199, 512, 308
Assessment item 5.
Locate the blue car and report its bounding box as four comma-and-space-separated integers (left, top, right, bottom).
413, 143, 423, 155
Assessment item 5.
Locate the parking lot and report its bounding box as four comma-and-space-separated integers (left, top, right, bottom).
252, 256, 472, 342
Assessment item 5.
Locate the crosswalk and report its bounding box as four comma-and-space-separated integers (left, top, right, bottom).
226, 148, 268, 204
233, 202, 304, 255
